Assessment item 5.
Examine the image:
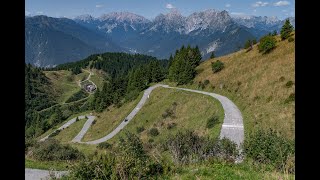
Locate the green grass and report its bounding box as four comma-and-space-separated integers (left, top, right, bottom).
25, 158, 70, 171
82, 92, 143, 142
110, 87, 224, 145
54, 117, 88, 143
37, 110, 92, 141
44, 70, 89, 104
89, 69, 108, 89
68, 143, 98, 157
171, 160, 294, 180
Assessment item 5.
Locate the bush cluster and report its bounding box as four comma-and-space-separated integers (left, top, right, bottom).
244, 129, 295, 173
211, 60, 225, 73
206, 115, 219, 129
97, 142, 112, 150
149, 128, 160, 137
30, 139, 84, 161
67, 132, 166, 179
165, 130, 239, 164
136, 126, 145, 133
258, 35, 277, 54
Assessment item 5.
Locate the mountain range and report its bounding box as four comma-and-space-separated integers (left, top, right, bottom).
25, 9, 295, 67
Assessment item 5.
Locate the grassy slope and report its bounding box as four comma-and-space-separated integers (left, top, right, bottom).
82, 92, 143, 141
54, 117, 88, 143
37, 111, 92, 141
109, 87, 224, 145
44, 70, 88, 104
89, 69, 108, 88
169, 36, 295, 139
25, 159, 69, 171
172, 161, 294, 180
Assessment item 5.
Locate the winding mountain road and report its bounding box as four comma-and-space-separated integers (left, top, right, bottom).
73, 84, 244, 147
39, 115, 88, 142
29, 84, 244, 178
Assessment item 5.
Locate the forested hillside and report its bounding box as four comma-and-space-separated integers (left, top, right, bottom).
25, 64, 57, 137
26, 53, 169, 138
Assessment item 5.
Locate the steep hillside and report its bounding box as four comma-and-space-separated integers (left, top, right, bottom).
190, 35, 295, 139
108, 87, 224, 144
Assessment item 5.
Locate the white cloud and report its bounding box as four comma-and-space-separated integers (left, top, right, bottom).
252, 1, 269, 7
282, 9, 287, 12
273, 1, 290, 6
231, 12, 246, 16
166, 3, 175, 9
225, 4, 231, 8
96, 4, 104, 8
36, 11, 43, 14
25, 11, 30, 15
253, 9, 257, 12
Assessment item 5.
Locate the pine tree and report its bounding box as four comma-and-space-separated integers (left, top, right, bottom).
210, 51, 215, 59
280, 19, 294, 40
272, 30, 277, 36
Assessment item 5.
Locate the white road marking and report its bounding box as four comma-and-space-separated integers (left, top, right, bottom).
222, 124, 244, 128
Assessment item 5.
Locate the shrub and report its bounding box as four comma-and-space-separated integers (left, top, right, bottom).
25, 138, 36, 152
149, 128, 159, 137
31, 139, 84, 161
172, 102, 178, 107
214, 138, 239, 162
258, 35, 277, 54
279, 76, 285, 82
167, 123, 177, 130
206, 116, 219, 129
68, 132, 165, 179
288, 37, 294, 42
48, 129, 61, 138
203, 79, 210, 86
92, 119, 96, 125
244, 129, 295, 172
165, 130, 230, 164
147, 163, 164, 176
115, 132, 150, 179
198, 81, 205, 89
162, 106, 175, 119
266, 96, 273, 102
97, 142, 112, 150
136, 126, 145, 133
284, 93, 295, 104
68, 155, 114, 179
148, 138, 154, 143
285, 81, 294, 88
62, 110, 72, 119
211, 60, 225, 73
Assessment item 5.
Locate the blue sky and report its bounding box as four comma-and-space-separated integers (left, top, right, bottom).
25, 0, 295, 20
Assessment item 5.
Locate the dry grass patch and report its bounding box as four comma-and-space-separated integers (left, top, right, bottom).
190, 35, 295, 139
